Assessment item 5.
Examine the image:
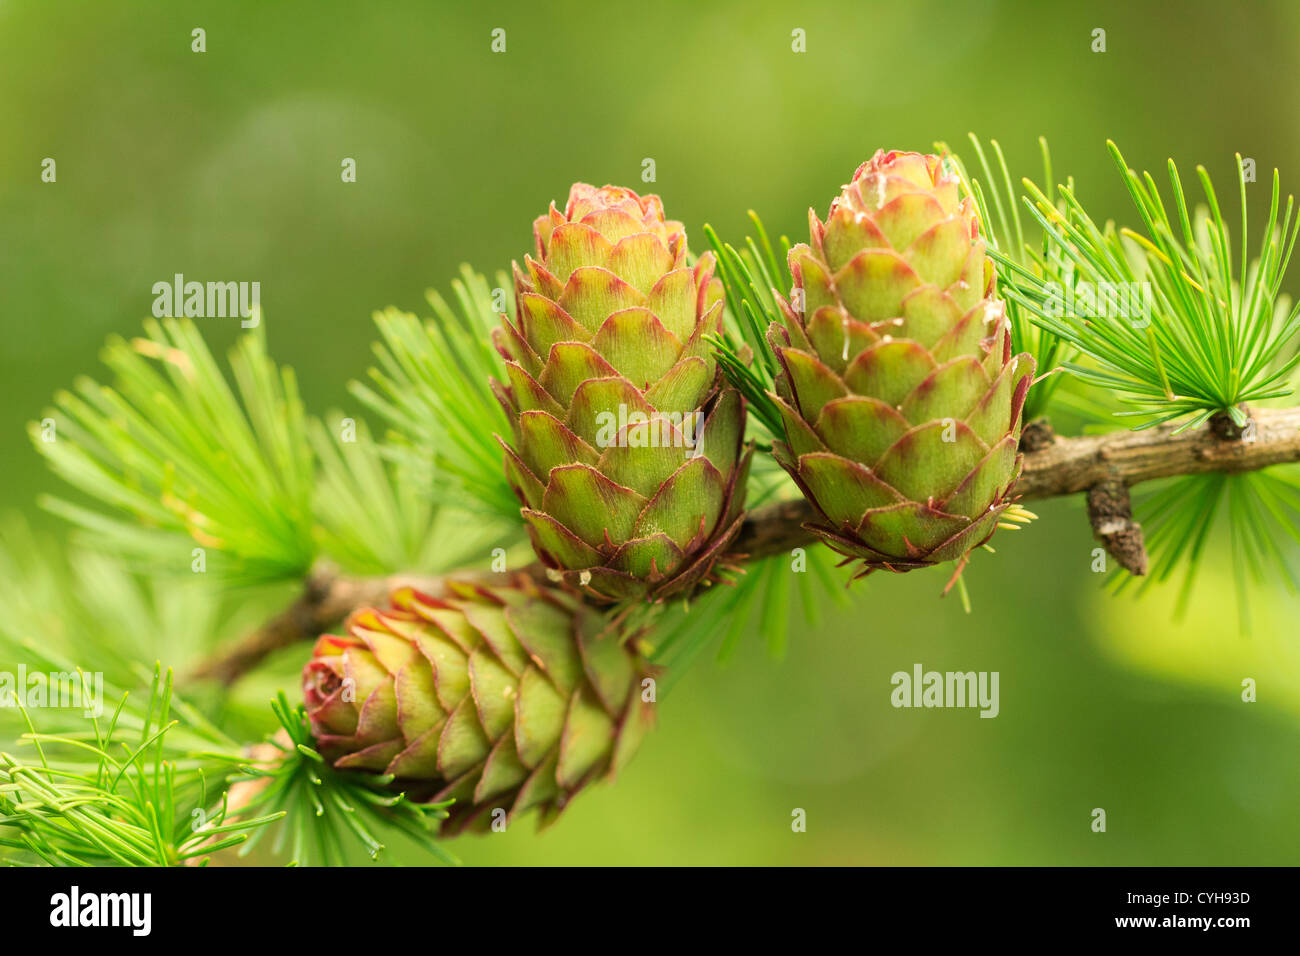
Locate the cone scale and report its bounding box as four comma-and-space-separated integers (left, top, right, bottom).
302, 577, 654, 832
771, 150, 1035, 575
492, 184, 750, 603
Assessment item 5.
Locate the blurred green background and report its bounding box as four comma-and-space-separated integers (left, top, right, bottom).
3, 0, 1299, 864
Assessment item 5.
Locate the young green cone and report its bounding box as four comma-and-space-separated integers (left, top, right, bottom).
302, 577, 654, 832
493, 184, 750, 603
771, 150, 1035, 575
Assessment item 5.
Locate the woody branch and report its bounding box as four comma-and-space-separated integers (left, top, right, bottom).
190, 405, 1300, 684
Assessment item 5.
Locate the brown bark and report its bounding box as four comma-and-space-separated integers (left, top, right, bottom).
1014, 406, 1300, 498
1086, 479, 1148, 576
188, 566, 432, 683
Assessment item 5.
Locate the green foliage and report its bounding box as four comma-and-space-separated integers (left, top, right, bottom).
0, 658, 453, 866
646, 545, 849, 692
30, 299, 514, 587
943, 134, 1074, 421
351, 264, 523, 523
0, 518, 235, 688
703, 214, 791, 439
0, 663, 260, 866
233, 695, 456, 866
310, 414, 436, 574
32, 319, 316, 584
1114, 467, 1300, 634
310, 413, 503, 576
969, 140, 1300, 624
1001, 141, 1300, 431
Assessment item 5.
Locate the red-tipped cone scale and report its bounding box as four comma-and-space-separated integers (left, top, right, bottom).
302, 577, 655, 832
493, 184, 750, 603
771, 151, 1035, 576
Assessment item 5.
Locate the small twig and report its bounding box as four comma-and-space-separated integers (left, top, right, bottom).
188, 564, 551, 685
187, 566, 430, 684
1086, 479, 1148, 575
1015, 405, 1300, 497
1018, 418, 1057, 453
193, 405, 1300, 685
